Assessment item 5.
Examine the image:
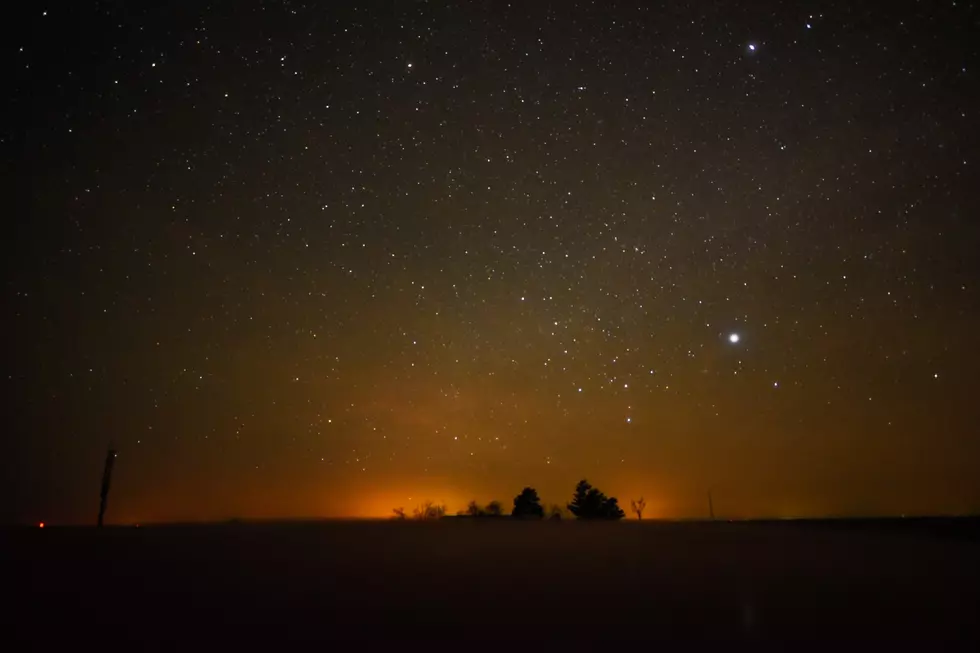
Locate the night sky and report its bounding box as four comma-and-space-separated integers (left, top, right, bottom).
5, 1, 979, 524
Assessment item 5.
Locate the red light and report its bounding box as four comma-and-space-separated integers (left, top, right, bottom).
39, 522, 45, 528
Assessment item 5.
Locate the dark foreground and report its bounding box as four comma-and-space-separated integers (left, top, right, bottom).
5, 518, 980, 650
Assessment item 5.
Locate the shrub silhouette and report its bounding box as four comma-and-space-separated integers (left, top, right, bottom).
412, 501, 446, 520
460, 499, 505, 517
568, 479, 626, 520
631, 497, 646, 520
511, 487, 545, 519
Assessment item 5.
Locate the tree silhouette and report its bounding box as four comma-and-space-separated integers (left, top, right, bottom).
392, 507, 406, 520
603, 497, 626, 520
460, 500, 503, 517
413, 501, 446, 520
511, 487, 545, 519
631, 497, 646, 520
567, 479, 626, 520
568, 479, 602, 518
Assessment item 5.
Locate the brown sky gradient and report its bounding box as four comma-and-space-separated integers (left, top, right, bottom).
5, 1, 980, 524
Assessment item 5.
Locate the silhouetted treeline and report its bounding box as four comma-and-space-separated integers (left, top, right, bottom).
459, 500, 504, 517
391, 502, 447, 520
394, 479, 627, 521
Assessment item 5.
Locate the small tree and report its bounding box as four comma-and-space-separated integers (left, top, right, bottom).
465, 500, 483, 517
413, 502, 431, 520
631, 497, 646, 520
392, 507, 406, 520
485, 500, 503, 517
413, 501, 447, 520
512, 487, 545, 519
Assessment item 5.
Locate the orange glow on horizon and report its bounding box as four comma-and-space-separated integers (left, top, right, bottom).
353, 487, 470, 519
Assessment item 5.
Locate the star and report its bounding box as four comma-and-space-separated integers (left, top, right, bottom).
728, 333, 740, 344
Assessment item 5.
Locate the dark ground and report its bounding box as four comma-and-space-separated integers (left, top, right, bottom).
4, 518, 980, 650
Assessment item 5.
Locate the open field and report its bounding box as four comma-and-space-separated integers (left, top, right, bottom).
5, 518, 980, 650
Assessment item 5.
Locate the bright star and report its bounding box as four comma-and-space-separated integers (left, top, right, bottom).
728, 333, 740, 344
748, 43, 757, 52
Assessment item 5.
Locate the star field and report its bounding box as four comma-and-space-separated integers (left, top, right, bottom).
5, 1, 979, 523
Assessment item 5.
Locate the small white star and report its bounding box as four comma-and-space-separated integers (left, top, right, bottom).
728, 333, 740, 344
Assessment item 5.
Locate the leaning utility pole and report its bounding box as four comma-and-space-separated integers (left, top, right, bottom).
98, 444, 117, 527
